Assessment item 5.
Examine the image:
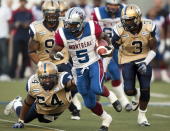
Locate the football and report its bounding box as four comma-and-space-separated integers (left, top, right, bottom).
96, 39, 109, 55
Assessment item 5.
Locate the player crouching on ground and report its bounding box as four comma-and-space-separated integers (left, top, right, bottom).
111, 4, 157, 126
4, 61, 75, 128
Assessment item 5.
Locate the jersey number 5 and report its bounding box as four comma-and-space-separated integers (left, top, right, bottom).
132, 41, 143, 54
76, 49, 89, 63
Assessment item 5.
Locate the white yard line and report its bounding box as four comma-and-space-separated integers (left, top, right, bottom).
151, 93, 170, 98
0, 118, 65, 131
152, 114, 170, 118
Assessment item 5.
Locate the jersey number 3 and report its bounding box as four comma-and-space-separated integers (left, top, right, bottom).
132, 41, 143, 54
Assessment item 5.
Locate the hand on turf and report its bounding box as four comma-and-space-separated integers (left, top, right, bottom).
12, 121, 24, 128
136, 62, 147, 75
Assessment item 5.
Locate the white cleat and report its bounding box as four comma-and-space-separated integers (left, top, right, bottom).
137, 109, 150, 126
131, 101, 139, 111
4, 96, 22, 115
138, 121, 151, 127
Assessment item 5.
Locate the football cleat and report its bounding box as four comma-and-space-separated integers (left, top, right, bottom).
124, 103, 132, 112
132, 101, 139, 111
71, 110, 80, 120
101, 112, 112, 130
138, 121, 151, 127
112, 100, 122, 112
4, 96, 22, 115
98, 126, 108, 131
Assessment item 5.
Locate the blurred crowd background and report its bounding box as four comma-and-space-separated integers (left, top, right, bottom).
0, 0, 170, 83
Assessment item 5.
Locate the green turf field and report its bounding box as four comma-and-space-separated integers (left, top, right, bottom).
0, 80, 170, 131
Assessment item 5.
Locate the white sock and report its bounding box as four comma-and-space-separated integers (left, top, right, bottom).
112, 83, 129, 107
13, 101, 22, 111
100, 111, 112, 127
138, 108, 148, 123
72, 94, 82, 110
107, 91, 118, 104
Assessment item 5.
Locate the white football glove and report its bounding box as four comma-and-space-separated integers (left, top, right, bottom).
54, 52, 64, 61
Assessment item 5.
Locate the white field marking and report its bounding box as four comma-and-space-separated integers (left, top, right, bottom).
0, 118, 65, 131
149, 102, 170, 106
151, 93, 169, 98
152, 114, 170, 118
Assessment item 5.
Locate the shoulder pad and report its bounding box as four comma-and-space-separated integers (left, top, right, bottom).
113, 22, 124, 36
27, 74, 40, 92
142, 18, 156, 32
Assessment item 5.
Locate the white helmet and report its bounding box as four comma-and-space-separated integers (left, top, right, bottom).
64, 7, 86, 33
106, 0, 120, 4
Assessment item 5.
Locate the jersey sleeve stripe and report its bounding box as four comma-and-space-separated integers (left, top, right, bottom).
59, 28, 67, 47
89, 21, 95, 35
60, 72, 69, 88
113, 25, 120, 37
29, 23, 36, 35
94, 7, 101, 21
55, 30, 64, 47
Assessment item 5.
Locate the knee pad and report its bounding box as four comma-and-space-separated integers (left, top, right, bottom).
125, 89, 137, 96
111, 80, 121, 87
140, 89, 150, 102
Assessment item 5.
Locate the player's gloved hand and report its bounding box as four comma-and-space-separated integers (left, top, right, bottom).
12, 120, 24, 128
100, 46, 113, 57
54, 52, 64, 61
136, 62, 147, 75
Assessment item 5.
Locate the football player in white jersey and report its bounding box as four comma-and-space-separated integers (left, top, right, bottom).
50, 7, 122, 131
91, 0, 132, 111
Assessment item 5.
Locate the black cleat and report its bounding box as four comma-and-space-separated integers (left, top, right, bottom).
98, 126, 108, 131
125, 104, 132, 112
71, 109, 80, 120
112, 100, 122, 112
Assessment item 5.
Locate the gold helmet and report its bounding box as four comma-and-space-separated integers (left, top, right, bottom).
59, 1, 69, 17
37, 61, 58, 90
121, 4, 142, 32
42, 0, 60, 26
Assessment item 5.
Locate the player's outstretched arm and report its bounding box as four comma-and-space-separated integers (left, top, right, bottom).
28, 37, 40, 65
13, 94, 35, 128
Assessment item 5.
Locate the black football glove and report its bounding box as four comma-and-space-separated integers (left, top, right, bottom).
136, 62, 147, 75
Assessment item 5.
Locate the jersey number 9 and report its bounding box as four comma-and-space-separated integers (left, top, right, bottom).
45, 39, 55, 53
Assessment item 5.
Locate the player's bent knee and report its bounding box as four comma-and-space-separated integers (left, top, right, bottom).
125, 89, 137, 96
140, 89, 150, 102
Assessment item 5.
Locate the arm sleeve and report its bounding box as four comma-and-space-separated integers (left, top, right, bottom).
112, 29, 121, 49
55, 30, 64, 47
62, 72, 73, 86
94, 21, 102, 38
